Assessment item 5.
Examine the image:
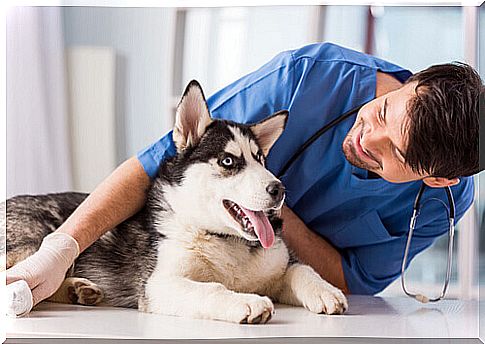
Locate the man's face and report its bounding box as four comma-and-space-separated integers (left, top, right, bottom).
342, 82, 425, 183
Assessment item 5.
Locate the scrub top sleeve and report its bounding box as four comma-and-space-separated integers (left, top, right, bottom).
137, 131, 177, 179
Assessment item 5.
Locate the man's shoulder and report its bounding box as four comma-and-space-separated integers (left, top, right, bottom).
289, 42, 346, 62
290, 43, 412, 82
288, 42, 375, 72
291, 43, 393, 68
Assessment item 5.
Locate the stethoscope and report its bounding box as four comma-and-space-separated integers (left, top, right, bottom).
277, 103, 456, 303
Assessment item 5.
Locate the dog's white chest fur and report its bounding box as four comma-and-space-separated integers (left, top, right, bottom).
142, 225, 347, 323
148, 228, 290, 295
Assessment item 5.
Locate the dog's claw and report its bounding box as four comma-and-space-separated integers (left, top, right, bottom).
235, 295, 274, 324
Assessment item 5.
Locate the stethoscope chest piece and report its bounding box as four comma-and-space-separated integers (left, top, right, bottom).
400, 183, 455, 303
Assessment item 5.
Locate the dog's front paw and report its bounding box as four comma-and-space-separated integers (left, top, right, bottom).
228, 294, 274, 324
67, 277, 104, 306
301, 281, 347, 315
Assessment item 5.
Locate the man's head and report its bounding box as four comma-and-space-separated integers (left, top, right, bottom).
342, 62, 483, 186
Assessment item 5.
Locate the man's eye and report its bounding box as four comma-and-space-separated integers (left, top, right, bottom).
391, 146, 405, 164
378, 108, 385, 123
396, 150, 406, 164
221, 157, 234, 167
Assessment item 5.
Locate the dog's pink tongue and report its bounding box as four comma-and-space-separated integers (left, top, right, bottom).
240, 206, 275, 248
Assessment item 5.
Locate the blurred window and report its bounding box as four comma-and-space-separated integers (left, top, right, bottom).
181, 6, 318, 97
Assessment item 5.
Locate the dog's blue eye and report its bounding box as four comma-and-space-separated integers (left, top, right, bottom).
222, 157, 233, 166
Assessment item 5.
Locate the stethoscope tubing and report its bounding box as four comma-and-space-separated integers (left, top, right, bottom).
277, 103, 364, 179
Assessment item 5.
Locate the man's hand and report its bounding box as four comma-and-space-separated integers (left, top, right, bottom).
6, 156, 150, 313
6, 232, 79, 306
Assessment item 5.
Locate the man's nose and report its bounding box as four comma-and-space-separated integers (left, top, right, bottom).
364, 125, 387, 154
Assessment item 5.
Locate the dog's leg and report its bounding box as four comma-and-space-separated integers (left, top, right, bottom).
141, 276, 274, 324
48, 277, 104, 306
272, 263, 348, 315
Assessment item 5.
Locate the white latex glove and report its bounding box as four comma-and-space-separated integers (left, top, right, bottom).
6, 232, 80, 313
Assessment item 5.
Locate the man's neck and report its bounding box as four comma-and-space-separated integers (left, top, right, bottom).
375, 71, 404, 98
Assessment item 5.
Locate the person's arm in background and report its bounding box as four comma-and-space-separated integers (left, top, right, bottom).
6, 156, 151, 306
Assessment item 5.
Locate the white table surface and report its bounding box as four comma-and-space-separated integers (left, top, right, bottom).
5, 295, 479, 341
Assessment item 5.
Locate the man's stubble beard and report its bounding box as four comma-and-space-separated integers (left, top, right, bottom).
341, 127, 375, 172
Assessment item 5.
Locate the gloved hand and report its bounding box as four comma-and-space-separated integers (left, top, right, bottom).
6, 232, 80, 311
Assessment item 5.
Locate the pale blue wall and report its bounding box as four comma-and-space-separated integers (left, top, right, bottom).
63, 7, 176, 163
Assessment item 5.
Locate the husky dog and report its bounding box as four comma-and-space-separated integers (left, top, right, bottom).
5, 81, 347, 324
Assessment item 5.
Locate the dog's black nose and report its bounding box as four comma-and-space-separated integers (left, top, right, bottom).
266, 181, 285, 203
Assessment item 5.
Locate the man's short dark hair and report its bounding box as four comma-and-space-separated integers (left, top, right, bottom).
404, 62, 483, 179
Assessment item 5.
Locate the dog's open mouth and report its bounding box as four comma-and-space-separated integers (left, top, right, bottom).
222, 200, 275, 249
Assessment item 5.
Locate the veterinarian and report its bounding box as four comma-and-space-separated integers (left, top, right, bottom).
7, 42, 482, 307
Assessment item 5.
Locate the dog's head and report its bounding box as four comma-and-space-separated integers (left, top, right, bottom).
159, 80, 288, 248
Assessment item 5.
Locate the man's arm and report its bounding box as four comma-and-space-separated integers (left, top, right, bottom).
57, 156, 151, 252
281, 205, 350, 294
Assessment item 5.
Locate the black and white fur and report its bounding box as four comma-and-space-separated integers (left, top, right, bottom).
4, 81, 347, 323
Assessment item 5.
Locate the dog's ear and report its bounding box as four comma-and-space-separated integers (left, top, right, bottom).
250, 110, 289, 156
173, 80, 212, 151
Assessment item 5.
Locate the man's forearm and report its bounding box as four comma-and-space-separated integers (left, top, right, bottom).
57, 156, 151, 252
281, 205, 350, 294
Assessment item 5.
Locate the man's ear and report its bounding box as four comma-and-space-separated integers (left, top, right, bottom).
173, 80, 212, 152
250, 110, 289, 156
423, 176, 460, 188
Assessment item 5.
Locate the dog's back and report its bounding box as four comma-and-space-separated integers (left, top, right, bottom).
5, 192, 88, 269
5, 192, 161, 308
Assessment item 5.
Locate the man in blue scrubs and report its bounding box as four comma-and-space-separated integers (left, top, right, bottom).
7, 43, 482, 303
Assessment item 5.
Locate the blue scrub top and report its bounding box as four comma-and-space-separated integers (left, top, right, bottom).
137, 43, 474, 295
